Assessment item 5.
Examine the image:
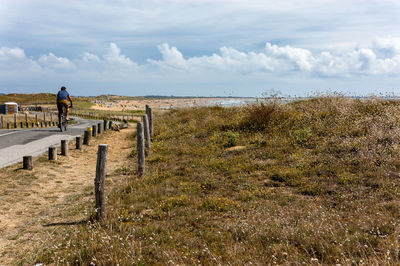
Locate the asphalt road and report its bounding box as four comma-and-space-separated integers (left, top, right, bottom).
0, 117, 101, 168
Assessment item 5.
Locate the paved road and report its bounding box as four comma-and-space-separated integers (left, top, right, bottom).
0, 117, 101, 168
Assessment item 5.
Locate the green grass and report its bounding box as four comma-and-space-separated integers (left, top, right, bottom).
31, 97, 400, 264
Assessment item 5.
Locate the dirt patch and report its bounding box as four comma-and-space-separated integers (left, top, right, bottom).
0, 125, 135, 264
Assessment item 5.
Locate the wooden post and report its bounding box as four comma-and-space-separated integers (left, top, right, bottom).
14, 113, 17, 128
95, 144, 108, 221
20, 121, 24, 128
35, 114, 38, 124
142, 115, 151, 149
25, 113, 28, 124
23, 156, 33, 170
98, 122, 102, 134
61, 140, 68, 156
50, 113, 53, 123
76, 136, 82, 150
40, 122, 43, 127
7, 123, 10, 129
83, 130, 91, 145
137, 122, 145, 175
49, 146, 57, 160
146, 106, 153, 136
0, 115, 3, 128
43, 113, 46, 124
103, 120, 107, 131
92, 125, 97, 137
108, 120, 112, 130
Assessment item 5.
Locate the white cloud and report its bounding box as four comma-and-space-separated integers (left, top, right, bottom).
38, 53, 74, 70
2, 39, 400, 95
103, 43, 136, 67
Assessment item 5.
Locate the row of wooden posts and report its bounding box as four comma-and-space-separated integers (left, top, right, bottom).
0, 113, 58, 129
0, 111, 137, 129
22, 106, 154, 221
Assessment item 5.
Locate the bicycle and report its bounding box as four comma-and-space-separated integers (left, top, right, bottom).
59, 105, 72, 132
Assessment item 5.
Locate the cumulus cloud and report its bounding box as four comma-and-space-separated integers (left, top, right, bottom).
147, 39, 400, 77
38, 53, 75, 70
2, 39, 400, 95
103, 43, 136, 67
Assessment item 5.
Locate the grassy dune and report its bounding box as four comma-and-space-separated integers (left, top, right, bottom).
33, 97, 400, 264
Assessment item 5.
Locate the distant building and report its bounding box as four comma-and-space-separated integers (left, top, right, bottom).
0, 102, 18, 114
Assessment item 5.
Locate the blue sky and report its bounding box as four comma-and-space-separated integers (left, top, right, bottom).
1, 0, 400, 97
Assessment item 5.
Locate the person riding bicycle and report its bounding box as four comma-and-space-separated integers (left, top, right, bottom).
57, 86, 73, 126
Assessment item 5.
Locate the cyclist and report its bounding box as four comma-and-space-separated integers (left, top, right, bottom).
57, 86, 73, 127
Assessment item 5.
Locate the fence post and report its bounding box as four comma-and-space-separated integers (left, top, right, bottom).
14, 113, 17, 128
49, 146, 57, 160
61, 140, 68, 156
92, 125, 97, 137
95, 144, 108, 221
84, 130, 91, 145
23, 156, 33, 170
137, 122, 145, 175
76, 136, 82, 150
20, 121, 24, 128
35, 114, 38, 124
108, 120, 112, 130
98, 122, 102, 134
25, 113, 28, 124
43, 113, 46, 124
103, 120, 107, 131
142, 115, 151, 149
146, 105, 153, 136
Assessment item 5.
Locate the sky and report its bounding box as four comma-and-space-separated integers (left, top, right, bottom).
1, 0, 400, 97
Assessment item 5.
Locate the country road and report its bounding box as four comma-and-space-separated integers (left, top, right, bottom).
0, 117, 101, 168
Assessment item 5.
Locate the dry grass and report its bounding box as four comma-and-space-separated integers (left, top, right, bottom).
29, 97, 400, 264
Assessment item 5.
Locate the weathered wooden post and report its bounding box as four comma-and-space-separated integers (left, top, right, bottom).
137, 122, 145, 175
142, 115, 151, 149
20, 121, 24, 128
146, 105, 153, 136
61, 140, 68, 156
49, 146, 57, 160
7, 123, 10, 129
95, 144, 108, 221
43, 113, 46, 124
76, 136, 82, 150
83, 130, 91, 145
50, 113, 53, 123
0, 115, 3, 128
92, 125, 97, 137
40, 122, 44, 127
35, 114, 38, 124
108, 120, 112, 130
23, 156, 33, 170
25, 113, 28, 124
14, 113, 17, 128
98, 122, 102, 134
103, 120, 107, 131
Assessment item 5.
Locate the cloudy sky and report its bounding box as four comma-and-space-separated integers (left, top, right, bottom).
1, 0, 400, 97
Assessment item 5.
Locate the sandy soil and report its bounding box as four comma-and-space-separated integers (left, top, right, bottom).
0, 126, 135, 264
90, 98, 252, 111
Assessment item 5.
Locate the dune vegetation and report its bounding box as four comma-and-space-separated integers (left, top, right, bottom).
32, 97, 400, 264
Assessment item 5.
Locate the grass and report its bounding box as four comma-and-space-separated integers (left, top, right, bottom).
30, 97, 400, 264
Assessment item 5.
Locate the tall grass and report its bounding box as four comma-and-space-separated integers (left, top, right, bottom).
31, 97, 400, 265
